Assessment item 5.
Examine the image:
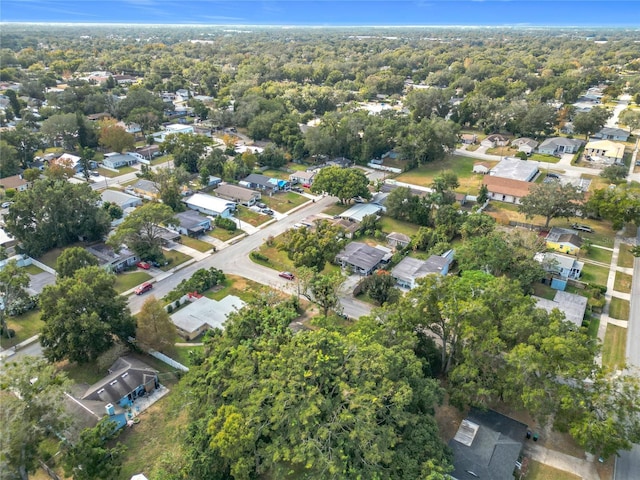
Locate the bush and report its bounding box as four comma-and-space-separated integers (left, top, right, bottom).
250, 251, 269, 263
7, 295, 38, 316
165, 267, 226, 302
167, 304, 174, 313
215, 216, 237, 231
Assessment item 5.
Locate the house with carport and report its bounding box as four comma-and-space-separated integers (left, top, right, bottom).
289, 170, 316, 185
169, 210, 212, 237
338, 203, 384, 223
102, 152, 141, 169
86, 243, 138, 273
511, 137, 539, 155
184, 193, 235, 218
100, 189, 142, 210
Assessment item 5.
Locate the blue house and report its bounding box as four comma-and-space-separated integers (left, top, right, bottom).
535, 252, 584, 291
170, 209, 212, 237
240, 173, 290, 192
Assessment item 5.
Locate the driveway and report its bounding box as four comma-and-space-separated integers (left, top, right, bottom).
27, 271, 56, 295
606, 94, 631, 129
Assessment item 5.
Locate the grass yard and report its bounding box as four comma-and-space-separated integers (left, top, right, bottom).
614, 271, 633, 293
585, 315, 600, 339
323, 203, 351, 217
114, 271, 152, 293
263, 191, 308, 213
37, 247, 67, 269
23, 263, 45, 275
532, 282, 557, 300
378, 216, 421, 237
61, 358, 109, 385
204, 274, 266, 303
529, 153, 561, 164
180, 235, 213, 253
287, 162, 309, 172
235, 206, 271, 227
208, 227, 245, 242
602, 324, 627, 370
581, 173, 610, 192
254, 238, 294, 272
618, 244, 636, 268
583, 246, 613, 265
172, 345, 203, 366
160, 250, 191, 271
96, 167, 121, 178
525, 460, 580, 480
609, 297, 630, 320
150, 154, 173, 166
260, 168, 290, 180
0, 309, 44, 348
581, 263, 610, 286
395, 155, 498, 193
485, 146, 516, 157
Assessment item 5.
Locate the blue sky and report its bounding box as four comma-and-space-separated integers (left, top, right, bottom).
1, 1, 639, 26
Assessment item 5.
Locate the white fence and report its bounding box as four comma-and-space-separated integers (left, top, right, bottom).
367, 163, 402, 174
0, 255, 56, 275
149, 350, 189, 372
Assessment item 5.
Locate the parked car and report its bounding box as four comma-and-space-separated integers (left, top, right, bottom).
302, 183, 311, 188
136, 261, 151, 270
1, 202, 12, 208
572, 224, 594, 233
262, 208, 274, 215
256, 202, 267, 209
279, 271, 295, 280
90, 171, 100, 177
151, 260, 168, 268
292, 187, 304, 193
134, 282, 153, 295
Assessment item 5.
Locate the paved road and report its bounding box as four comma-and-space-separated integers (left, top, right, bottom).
606, 94, 631, 129
615, 443, 640, 480
127, 194, 372, 320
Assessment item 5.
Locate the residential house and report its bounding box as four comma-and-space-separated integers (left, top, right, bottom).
205, 176, 222, 188
534, 251, 584, 291
136, 145, 160, 161
117, 121, 142, 136
330, 218, 361, 239
50, 153, 82, 172
170, 210, 212, 237
86, 243, 138, 272
391, 250, 454, 289
534, 290, 588, 327
338, 203, 384, 223
460, 133, 477, 145
0, 227, 16, 248
156, 227, 181, 245
152, 124, 194, 143
289, 170, 316, 185
538, 137, 583, 156
335, 242, 392, 275
511, 137, 539, 155
72, 356, 161, 432
482, 176, 533, 204
386, 232, 411, 249
0, 174, 30, 192
131, 179, 160, 199
215, 183, 261, 206
235, 145, 264, 155
480, 134, 509, 148
545, 227, 582, 255
593, 127, 630, 142
184, 193, 235, 218
102, 152, 140, 169
489, 157, 539, 182
472, 162, 491, 174
100, 189, 142, 210
584, 139, 625, 165
240, 173, 289, 192
171, 295, 246, 340
449, 408, 527, 480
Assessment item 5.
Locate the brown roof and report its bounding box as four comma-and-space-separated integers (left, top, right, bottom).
0, 174, 28, 189
482, 176, 533, 198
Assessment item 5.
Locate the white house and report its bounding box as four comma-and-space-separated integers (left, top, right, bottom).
184, 193, 235, 218
102, 152, 140, 169
171, 295, 245, 340
152, 124, 194, 143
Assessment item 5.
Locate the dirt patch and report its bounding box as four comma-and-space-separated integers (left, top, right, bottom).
434, 394, 467, 443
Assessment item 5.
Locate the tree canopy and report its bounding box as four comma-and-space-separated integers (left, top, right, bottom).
310, 166, 371, 204
518, 181, 585, 228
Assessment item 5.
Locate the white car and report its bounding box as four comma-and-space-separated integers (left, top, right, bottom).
1, 202, 12, 208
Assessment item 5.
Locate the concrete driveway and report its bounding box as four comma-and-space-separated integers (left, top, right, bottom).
27, 271, 56, 295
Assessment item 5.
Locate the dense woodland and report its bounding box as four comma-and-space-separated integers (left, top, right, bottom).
2, 25, 640, 480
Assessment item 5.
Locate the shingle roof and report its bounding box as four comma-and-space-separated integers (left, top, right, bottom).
482, 176, 533, 198
546, 227, 582, 247
336, 242, 387, 272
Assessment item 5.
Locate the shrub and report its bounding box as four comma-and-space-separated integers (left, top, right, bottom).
167, 304, 174, 313
215, 216, 237, 231
250, 251, 269, 263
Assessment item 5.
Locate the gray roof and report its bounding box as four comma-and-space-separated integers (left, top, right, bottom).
133, 179, 159, 194
243, 173, 272, 187
539, 137, 583, 149
533, 290, 588, 327
171, 295, 245, 334
339, 203, 383, 222
336, 242, 387, 272
86, 243, 135, 266
215, 183, 259, 202
100, 189, 141, 208
175, 209, 210, 230
392, 256, 447, 283
511, 137, 539, 148
596, 127, 628, 137
489, 157, 539, 182
449, 408, 527, 480
546, 227, 582, 247
535, 252, 583, 273
82, 356, 158, 405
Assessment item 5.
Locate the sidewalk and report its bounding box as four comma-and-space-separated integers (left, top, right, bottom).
524, 443, 599, 480
0, 334, 40, 360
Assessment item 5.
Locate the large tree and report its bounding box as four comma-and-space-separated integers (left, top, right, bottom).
0, 357, 71, 480
98, 118, 135, 153
39, 266, 136, 363
159, 133, 211, 173
397, 117, 460, 169
310, 166, 371, 204
39, 112, 80, 150
278, 219, 347, 271
136, 296, 176, 352
619, 108, 640, 133
4, 179, 110, 257
572, 106, 611, 140
0, 259, 30, 335
108, 203, 177, 261
518, 181, 585, 228
177, 300, 450, 479
585, 184, 640, 230
55, 246, 99, 278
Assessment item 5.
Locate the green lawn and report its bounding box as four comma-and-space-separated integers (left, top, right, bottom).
583, 246, 613, 265
96, 167, 121, 178
378, 216, 420, 237
260, 168, 290, 180
37, 247, 67, 269
235, 206, 271, 227
150, 154, 173, 166
485, 146, 516, 157
526, 460, 580, 480
204, 274, 266, 303
585, 315, 600, 339
263, 191, 308, 213
618, 244, 636, 268
172, 345, 203, 366
614, 271, 633, 294
602, 324, 627, 371
580, 263, 610, 286
0, 309, 43, 348
609, 297, 630, 320
529, 153, 561, 164
254, 240, 293, 272
532, 282, 557, 300
395, 155, 498, 193
208, 227, 245, 242
180, 235, 213, 253
23, 263, 45, 275
160, 250, 191, 271
114, 271, 152, 293
62, 359, 109, 385
323, 203, 351, 217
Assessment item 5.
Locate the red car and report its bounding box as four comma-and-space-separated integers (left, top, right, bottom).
134, 282, 153, 295
302, 183, 311, 188
279, 271, 295, 280
136, 261, 151, 270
